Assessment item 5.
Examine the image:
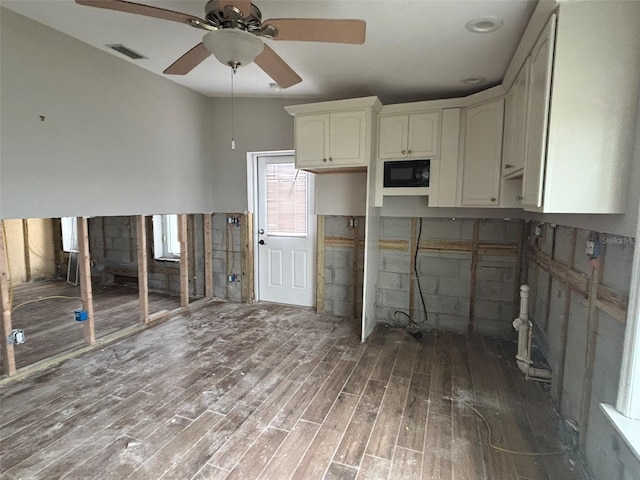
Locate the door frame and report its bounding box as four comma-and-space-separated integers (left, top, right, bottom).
248, 149, 313, 303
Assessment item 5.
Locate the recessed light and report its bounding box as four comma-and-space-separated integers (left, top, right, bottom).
461, 77, 486, 85
465, 17, 503, 33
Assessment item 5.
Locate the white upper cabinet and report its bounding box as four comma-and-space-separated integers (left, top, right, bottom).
378, 112, 440, 159
502, 58, 530, 179
295, 111, 366, 169
286, 97, 381, 173
521, 16, 555, 209
462, 98, 505, 206
521, 2, 640, 213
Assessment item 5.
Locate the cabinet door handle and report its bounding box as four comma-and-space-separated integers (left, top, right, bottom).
329, 157, 333, 162
516, 195, 523, 201
491, 197, 497, 202
323, 158, 327, 162
408, 149, 412, 154
504, 164, 514, 169
401, 150, 406, 155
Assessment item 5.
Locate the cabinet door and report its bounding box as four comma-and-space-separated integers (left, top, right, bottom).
295, 114, 329, 168
510, 58, 530, 174
408, 112, 440, 158
378, 115, 408, 159
462, 99, 504, 206
522, 16, 556, 208
329, 110, 367, 166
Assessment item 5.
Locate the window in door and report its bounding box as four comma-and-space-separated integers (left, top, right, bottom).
266, 163, 308, 237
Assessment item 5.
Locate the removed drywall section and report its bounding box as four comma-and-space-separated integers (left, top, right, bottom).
1, 219, 56, 285
211, 213, 243, 302
87, 215, 207, 299
320, 216, 365, 318
376, 217, 522, 337
0, 9, 213, 219
525, 221, 638, 480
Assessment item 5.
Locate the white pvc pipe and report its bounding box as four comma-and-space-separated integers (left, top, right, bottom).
513, 284, 552, 382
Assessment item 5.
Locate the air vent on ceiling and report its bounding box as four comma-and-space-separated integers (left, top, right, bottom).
106, 44, 147, 60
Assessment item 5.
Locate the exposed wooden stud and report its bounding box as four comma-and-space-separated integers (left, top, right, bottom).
316, 216, 325, 314
409, 218, 417, 319
578, 253, 602, 451
52, 219, 63, 276
136, 215, 149, 324
188, 215, 196, 297
0, 221, 16, 376
226, 219, 232, 301
77, 217, 95, 346
101, 217, 107, 259
241, 213, 255, 304
352, 218, 360, 319
178, 214, 189, 307
128, 216, 135, 263
544, 225, 558, 332
556, 227, 577, 411
468, 219, 480, 334
378, 239, 409, 251
21, 219, 31, 283
204, 213, 213, 298
512, 220, 525, 320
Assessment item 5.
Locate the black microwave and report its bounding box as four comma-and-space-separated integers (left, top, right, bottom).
383, 159, 430, 188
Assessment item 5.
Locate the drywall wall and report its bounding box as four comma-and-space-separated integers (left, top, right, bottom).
209, 97, 371, 217
0, 9, 213, 219
208, 97, 310, 214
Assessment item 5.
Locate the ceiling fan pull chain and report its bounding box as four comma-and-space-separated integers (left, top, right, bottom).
231, 67, 236, 150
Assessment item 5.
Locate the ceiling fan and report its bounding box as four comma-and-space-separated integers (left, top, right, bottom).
75, 0, 367, 88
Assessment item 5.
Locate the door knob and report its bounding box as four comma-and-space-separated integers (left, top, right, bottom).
258, 228, 264, 235
258, 239, 266, 245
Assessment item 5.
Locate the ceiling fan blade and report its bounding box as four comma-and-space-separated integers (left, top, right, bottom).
263, 19, 366, 44
164, 43, 211, 75
75, 0, 207, 26
254, 45, 302, 89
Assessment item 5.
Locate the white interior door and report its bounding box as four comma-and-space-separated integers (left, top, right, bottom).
257, 156, 316, 306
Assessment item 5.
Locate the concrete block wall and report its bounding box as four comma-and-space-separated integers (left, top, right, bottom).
376, 217, 522, 337
88, 214, 212, 299
526, 221, 639, 480
322, 215, 365, 318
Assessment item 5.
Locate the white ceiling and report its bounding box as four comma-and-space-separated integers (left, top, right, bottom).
1, 0, 537, 104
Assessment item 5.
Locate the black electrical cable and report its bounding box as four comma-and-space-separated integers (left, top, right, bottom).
392, 217, 429, 341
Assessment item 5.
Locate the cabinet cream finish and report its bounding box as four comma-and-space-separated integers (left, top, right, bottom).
294, 110, 366, 169
502, 58, 530, 179
462, 98, 504, 206
378, 112, 440, 159
285, 97, 381, 173
521, 16, 555, 209
521, 2, 640, 213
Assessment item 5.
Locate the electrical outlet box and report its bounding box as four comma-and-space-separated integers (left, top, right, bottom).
534, 224, 543, 237
7, 329, 25, 345
227, 273, 240, 282
586, 240, 595, 256
227, 217, 240, 225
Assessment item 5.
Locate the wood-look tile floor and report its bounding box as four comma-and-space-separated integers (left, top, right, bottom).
5, 280, 181, 370
0, 301, 590, 479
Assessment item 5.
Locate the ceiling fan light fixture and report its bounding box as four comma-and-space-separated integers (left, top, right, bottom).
203, 29, 264, 68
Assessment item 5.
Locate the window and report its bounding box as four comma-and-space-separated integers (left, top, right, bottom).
61, 217, 78, 252
152, 214, 180, 260
266, 163, 308, 237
